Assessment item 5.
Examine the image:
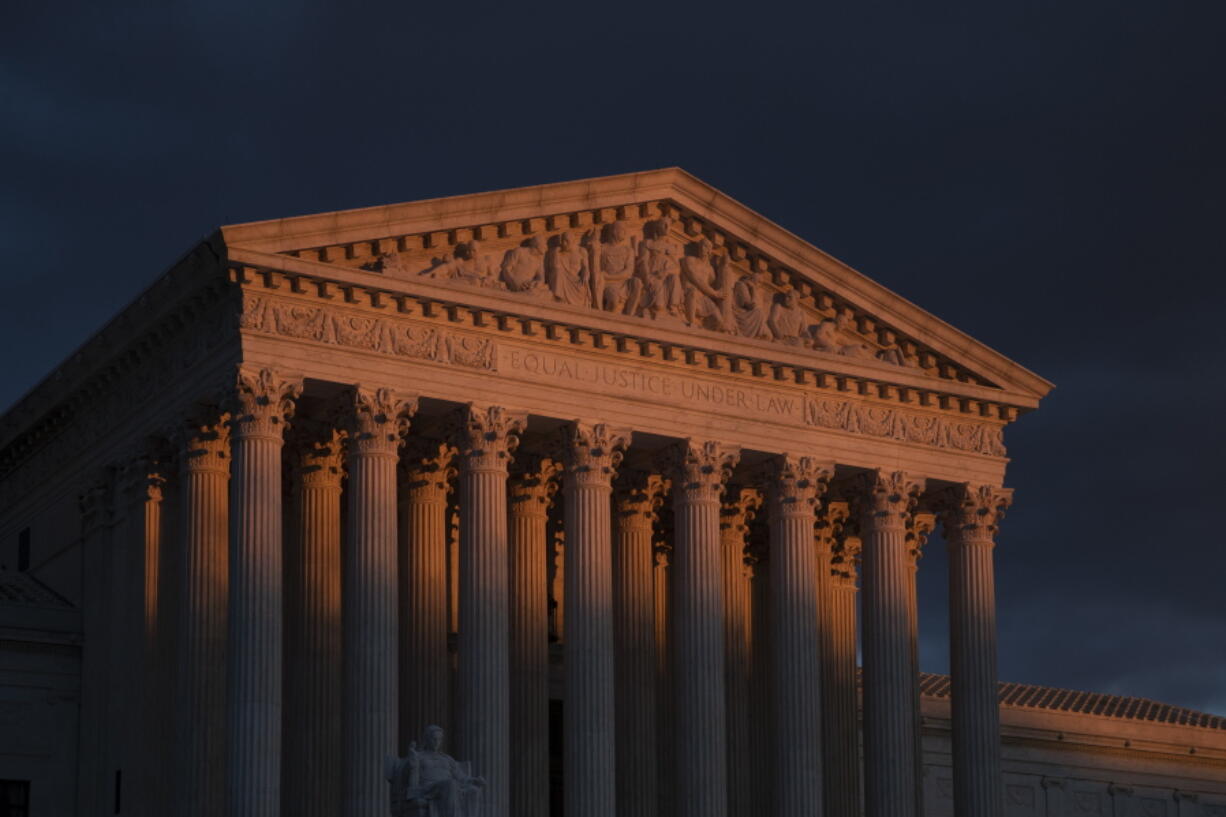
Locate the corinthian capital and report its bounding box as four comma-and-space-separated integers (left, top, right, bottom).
452, 404, 526, 472
614, 470, 669, 532
228, 367, 303, 440
401, 437, 459, 497
180, 409, 230, 474
858, 469, 922, 528
816, 499, 850, 554
907, 511, 937, 562
937, 483, 1013, 545
558, 422, 632, 488
509, 454, 563, 515
769, 455, 833, 517
342, 386, 417, 457
665, 439, 740, 502
293, 429, 346, 489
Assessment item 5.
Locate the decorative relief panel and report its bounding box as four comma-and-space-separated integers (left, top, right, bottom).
338, 207, 959, 380
804, 396, 1006, 457
241, 294, 496, 371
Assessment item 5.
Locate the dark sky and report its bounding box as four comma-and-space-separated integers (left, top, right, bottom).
4, 2, 1224, 713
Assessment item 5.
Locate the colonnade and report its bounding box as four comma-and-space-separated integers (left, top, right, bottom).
101, 367, 1013, 817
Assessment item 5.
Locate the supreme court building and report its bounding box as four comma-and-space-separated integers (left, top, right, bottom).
2, 169, 1225, 817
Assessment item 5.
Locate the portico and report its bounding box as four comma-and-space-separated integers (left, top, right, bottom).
0, 169, 1052, 817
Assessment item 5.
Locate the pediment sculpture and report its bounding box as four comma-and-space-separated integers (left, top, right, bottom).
386, 725, 485, 817
365, 216, 919, 370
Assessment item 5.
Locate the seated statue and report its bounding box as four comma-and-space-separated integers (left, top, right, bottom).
386, 725, 485, 817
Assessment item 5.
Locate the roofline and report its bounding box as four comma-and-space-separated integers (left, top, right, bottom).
220, 167, 1053, 399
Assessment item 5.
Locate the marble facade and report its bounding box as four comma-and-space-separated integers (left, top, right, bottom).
2, 169, 1215, 817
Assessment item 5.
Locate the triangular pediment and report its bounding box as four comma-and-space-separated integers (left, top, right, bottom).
220, 169, 1052, 407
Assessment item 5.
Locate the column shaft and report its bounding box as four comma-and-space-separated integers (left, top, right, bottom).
119, 458, 166, 817
653, 541, 673, 817
615, 473, 665, 817
561, 423, 629, 817
342, 387, 415, 817
860, 471, 921, 817
942, 484, 1011, 817
227, 369, 299, 817
285, 433, 343, 817
455, 405, 524, 817
174, 419, 230, 817
399, 440, 456, 747
720, 489, 760, 817
508, 457, 559, 817
768, 456, 830, 816
821, 503, 861, 817
668, 440, 739, 817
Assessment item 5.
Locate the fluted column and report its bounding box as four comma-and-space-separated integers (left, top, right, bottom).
768, 456, 832, 816
720, 488, 760, 817
614, 471, 668, 817
820, 501, 861, 817
860, 470, 922, 817
652, 536, 673, 817
906, 511, 936, 817
666, 439, 740, 817
939, 484, 1012, 817
341, 387, 417, 817
284, 429, 344, 817
116, 455, 167, 817
454, 404, 526, 817
399, 438, 458, 748
226, 368, 301, 817
77, 479, 114, 817
745, 533, 772, 815
508, 454, 561, 817
174, 413, 230, 817
560, 423, 630, 817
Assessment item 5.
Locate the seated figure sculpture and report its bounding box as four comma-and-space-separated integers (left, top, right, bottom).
386, 725, 485, 817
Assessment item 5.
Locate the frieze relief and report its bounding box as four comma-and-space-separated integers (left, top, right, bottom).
350, 210, 932, 376
241, 294, 496, 371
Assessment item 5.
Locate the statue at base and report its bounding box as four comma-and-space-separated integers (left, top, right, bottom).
386, 725, 485, 817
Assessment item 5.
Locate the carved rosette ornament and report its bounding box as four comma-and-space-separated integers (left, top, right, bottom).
666, 439, 741, 504
559, 422, 631, 487
859, 469, 923, 530
453, 404, 527, 473
228, 367, 302, 440
344, 387, 417, 457
938, 483, 1013, 546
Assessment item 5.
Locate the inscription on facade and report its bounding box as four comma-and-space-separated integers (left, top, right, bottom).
502, 349, 1005, 458
505, 349, 801, 419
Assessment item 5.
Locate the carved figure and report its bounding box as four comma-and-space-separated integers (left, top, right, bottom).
731, 270, 772, 340
635, 217, 684, 320
767, 289, 808, 345
386, 725, 484, 817
500, 235, 548, 295
545, 231, 591, 306
680, 239, 732, 331
590, 222, 642, 314
424, 242, 497, 288
811, 318, 878, 360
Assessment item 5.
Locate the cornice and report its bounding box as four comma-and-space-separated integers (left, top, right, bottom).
228, 246, 1031, 416
0, 239, 228, 453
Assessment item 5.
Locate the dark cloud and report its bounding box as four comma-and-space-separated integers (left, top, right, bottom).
3, 0, 1223, 712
